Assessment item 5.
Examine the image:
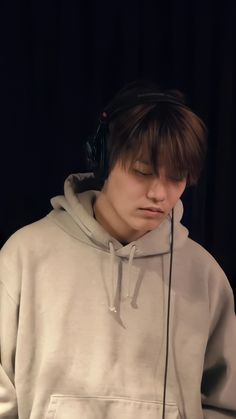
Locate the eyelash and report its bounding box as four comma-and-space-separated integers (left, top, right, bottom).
169, 176, 184, 182
133, 169, 153, 176
133, 169, 186, 182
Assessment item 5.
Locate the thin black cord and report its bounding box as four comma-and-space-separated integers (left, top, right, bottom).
162, 208, 174, 419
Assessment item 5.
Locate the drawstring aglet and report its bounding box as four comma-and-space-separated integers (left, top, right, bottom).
109, 306, 117, 313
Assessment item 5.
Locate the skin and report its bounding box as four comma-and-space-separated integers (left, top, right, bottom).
93, 159, 187, 244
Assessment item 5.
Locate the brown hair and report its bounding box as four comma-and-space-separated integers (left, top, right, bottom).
105, 82, 207, 185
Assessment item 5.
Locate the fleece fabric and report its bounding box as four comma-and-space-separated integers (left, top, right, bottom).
0, 173, 236, 419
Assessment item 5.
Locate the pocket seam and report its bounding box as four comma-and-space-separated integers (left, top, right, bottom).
49, 393, 179, 407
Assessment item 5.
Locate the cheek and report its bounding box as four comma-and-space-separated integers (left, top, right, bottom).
125, 184, 144, 207
118, 177, 142, 199
170, 184, 186, 203
179, 182, 187, 197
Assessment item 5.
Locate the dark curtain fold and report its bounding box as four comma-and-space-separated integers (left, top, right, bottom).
0, 0, 235, 294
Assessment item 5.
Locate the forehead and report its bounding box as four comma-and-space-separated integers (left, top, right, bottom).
126, 145, 161, 170
127, 144, 154, 166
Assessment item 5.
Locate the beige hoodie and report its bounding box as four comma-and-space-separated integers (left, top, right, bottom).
0, 173, 235, 419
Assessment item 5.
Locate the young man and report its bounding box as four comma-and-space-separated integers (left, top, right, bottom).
0, 82, 235, 418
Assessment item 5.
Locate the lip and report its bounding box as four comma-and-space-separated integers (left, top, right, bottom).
138, 207, 165, 218
141, 207, 164, 213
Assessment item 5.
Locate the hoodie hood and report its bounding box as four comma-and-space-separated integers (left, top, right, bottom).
48, 173, 189, 258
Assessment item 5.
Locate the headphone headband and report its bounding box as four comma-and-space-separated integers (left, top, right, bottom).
100, 92, 187, 123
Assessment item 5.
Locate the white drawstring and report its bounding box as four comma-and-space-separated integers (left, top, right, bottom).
108, 242, 136, 312
108, 241, 117, 313
125, 245, 136, 298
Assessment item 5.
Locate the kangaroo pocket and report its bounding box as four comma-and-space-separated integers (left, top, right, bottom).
45, 394, 182, 419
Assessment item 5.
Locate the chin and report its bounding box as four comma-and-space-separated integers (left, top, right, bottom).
146, 219, 164, 230
132, 220, 161, 233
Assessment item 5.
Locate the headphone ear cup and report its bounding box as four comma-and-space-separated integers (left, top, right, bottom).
85, 136, 99, 171
84, 122, 109, 182
99, 125, 109, 181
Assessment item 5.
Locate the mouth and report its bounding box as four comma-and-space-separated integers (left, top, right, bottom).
138, 207, 165, 218
141, 207, 164, 213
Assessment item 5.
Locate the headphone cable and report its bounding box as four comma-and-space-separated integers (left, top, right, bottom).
162, 208, 174, 419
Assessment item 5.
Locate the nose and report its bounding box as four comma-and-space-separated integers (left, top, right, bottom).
146, 177, 166, 202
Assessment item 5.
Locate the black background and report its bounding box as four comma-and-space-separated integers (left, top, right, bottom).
0, 0, 235, 296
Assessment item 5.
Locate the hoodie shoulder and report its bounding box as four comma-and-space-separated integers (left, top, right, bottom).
181, 236, 230, 288
182, 237, 221, 265
1, 216, 63, 255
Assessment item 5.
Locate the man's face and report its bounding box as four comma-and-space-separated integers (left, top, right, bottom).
101, 158, 187, 242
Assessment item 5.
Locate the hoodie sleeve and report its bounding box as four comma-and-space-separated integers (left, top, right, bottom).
0, 248, 19, 418
201, 264, 236, 418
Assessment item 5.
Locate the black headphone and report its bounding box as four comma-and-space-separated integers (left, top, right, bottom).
85, 92, 187, 183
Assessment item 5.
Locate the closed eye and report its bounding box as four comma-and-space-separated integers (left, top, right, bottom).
133, 169, 153, 177
168, 175, 187, 183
